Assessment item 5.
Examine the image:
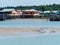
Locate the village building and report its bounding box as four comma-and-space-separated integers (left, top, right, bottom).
22, 9, 39, 16
0, 9, 22, 19
0, 9, 22, 16
0, 9, 40, 20
22, 9, 40, 18
10, 10, 22, 16
0, 9, 39, 17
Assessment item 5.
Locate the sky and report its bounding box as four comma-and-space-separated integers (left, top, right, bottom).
0, 0, 60, 7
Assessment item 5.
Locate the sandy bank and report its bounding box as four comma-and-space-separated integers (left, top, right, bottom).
0, 27, 59, 36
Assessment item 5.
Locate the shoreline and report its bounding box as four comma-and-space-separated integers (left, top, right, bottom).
6, 18, 49, 21
0, 27, 60, 36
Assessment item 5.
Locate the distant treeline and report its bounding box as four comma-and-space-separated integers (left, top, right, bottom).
0, 4, 60, 11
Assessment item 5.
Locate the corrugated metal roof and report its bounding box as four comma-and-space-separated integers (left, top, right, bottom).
44, 11, 50, 13
52, 11, 58, 13
0, 9, 15, 12
23, 9, 38, 11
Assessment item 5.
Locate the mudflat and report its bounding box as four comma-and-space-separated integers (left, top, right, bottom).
0, 27, 59, 36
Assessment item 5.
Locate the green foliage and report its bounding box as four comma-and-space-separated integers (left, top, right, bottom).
0, 4, 60, 11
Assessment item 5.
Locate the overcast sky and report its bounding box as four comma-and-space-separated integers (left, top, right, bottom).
0, 0, 60, 7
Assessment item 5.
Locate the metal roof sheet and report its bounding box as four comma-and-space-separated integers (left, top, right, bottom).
0, 9, 15, 12
23, 9, 38, 12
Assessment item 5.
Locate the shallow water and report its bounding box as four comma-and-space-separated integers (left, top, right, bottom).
0, 33, 60, 45
0, 20, 60, 28
0, 20, 60, 45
